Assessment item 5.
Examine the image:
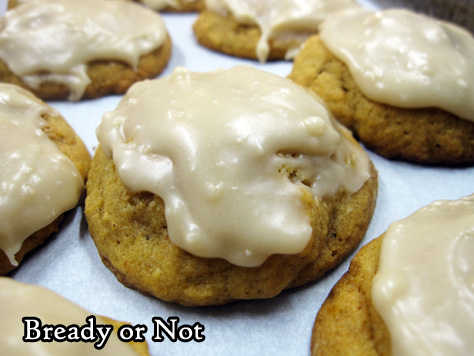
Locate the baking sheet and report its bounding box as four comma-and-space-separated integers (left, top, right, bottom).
3, 1, 474, 355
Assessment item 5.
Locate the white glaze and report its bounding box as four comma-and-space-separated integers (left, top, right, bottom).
205, 0, 358, 62
0, 0, 167, 100
0, 83, 83, 265
372, 194, 474, 356
320, 8, 474, 122
0, 277, 138, 355
97, 66, 371, 267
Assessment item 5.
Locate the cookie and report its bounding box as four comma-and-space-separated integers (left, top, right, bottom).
137, 0, 205, 12
9, 0, 205, 12
7, 0, 19, 9
0, 0, 171, 101
193, 0, 358, 63
312, 194, 474, 355
0, 84, 91, 275
311, 237, 390, 355
289, 10, 474, 165
8, 0, 133, 8
85, 66, 377, 306
0, 277, 150, 355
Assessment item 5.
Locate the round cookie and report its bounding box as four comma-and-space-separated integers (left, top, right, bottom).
137, 0, 205, 12
310, 236, 390, 356
7, 0, 17, 9
193, 9, 303, 61
289, 38, 474, 165
0, 84, 91, 275
0, 39, 172, 101
0, 0, 172, 101
86, 147, 377, 306
7, 0, 136, 8
8, 0, 205, 12
312, 194, 474, 355
85, 66, 378, 306
193, 0, 358, 62
0, 38, 172, 101
0, 277, 150, 355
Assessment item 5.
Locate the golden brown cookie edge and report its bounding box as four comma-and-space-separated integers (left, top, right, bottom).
85, 144, 377, 306
0, 34, 172, 101
311, 236, 391, 356
289, 35, 474, 165
0, 95, 91, 275
193, 10, 304, 61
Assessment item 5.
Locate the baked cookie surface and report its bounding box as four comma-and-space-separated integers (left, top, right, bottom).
193, 0, 358, 62
0, 0, 172, 101
137, 0, 205, 12
311, 236, 390, 356
0, 84, 91, 275
0, 37, 172, 101
86, 146, 377, 306
193, 9, 301, 61
289, 34, 474, 165
85, 66, 377, 306
9, 0, 204, 11
312, 194, 474, 355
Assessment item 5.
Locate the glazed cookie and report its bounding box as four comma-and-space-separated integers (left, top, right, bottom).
0, 0, 171, 101
7, 0, 19, 9
193, 0, 359, 63
0, 277, 149, 355
312, 194, 474, 355
85, 66, 378, 306
137, 0, 205, 12
7, 0, 132, 8
8, 0, 134, 8
289, 9, 474, 165
0, 83, 90, 275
